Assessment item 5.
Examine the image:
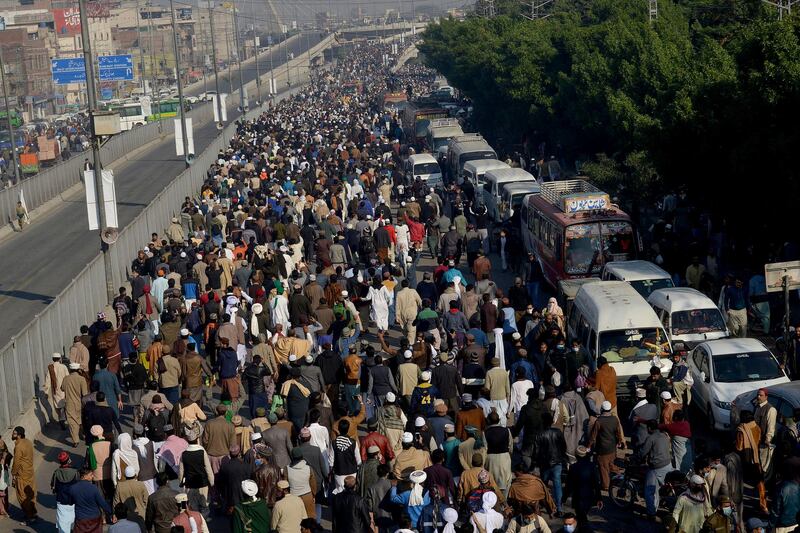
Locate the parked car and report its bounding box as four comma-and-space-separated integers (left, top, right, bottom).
688, 338, 789, 431
730, 381, 800, 431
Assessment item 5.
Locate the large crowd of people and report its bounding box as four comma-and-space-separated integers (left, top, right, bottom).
2, 38, 799, 533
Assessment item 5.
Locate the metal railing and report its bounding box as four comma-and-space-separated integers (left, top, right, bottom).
0, 34, 338, 432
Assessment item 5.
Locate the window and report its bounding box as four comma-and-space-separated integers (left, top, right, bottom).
483, 182, 491, 194
598, 327, 671, 362
588, 329, 597, 357
671, 309, 726, 336
711, 351, 783, 383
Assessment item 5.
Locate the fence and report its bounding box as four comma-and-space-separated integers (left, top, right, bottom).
0, 103, 217, 229
0, 34, 339, 432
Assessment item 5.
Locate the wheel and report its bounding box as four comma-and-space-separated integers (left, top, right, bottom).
610, 479, 637, 509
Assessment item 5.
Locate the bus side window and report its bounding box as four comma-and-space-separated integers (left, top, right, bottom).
554, 233, 562, 261
532, 211, 540, 237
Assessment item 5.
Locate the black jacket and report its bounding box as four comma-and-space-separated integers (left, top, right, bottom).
534, 427, 568, 468
242, 362, 270, 394
431, 363, 462, 400
331, 487, 372, 533
512, 398, 544, 447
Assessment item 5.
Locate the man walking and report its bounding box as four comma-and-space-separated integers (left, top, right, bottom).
45, 353, 69, 427
11, 426, 37, 525
62, 362, 89, 446
67, 466, 112, 532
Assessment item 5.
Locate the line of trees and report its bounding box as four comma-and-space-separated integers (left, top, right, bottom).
418, 0, 800, 238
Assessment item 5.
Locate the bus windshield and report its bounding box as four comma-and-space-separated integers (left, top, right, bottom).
112, 105, 143, 117
564, 221, 635, 275
599, 327, 671, 362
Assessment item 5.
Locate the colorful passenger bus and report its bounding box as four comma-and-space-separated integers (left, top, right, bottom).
521, 179, 639, 288
146, 99, 181, 122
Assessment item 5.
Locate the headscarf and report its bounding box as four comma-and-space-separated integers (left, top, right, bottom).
546, 297, 563, 317
251, 303, 263, 337
408, 470, 427, 506
113, 433, 140, 479
442, 507, 458, 533
143, 285, 154, 315
493, 327, 505, 370
466, 425, 484, 450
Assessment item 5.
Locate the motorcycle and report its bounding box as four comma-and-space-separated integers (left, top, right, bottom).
610, 458, 689, 511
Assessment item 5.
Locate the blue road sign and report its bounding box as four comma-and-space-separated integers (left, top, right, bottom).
98, 55, 133, 81
51, 57, 86, 85
101, 88, 113, 100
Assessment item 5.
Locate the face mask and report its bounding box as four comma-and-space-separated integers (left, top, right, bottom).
722, 507, 732, 517
564, 525, 576, 533
557, 344, 565, 350
572, 347, 579, 353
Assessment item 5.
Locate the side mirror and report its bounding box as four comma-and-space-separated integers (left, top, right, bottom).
700, 371, 708, 383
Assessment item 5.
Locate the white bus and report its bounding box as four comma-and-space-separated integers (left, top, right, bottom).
105, 100, 151, 131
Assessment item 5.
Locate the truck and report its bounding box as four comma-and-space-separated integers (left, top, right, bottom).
426, 118, 464, 152
402, 103, 449, 148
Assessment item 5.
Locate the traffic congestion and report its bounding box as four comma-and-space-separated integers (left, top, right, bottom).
8, 35, 797, 533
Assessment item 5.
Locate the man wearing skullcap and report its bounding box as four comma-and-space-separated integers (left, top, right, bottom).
217, 444, 253, 513
272, 479, 307, 532
45, 352, 69, 426
112, 464, 149, 527
62, 362, 89, 447
51, 451, 78, 532
233, 480, 270, 533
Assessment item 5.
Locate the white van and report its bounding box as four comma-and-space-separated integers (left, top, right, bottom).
462, 159, 509, 189
482, 168, 537, 220
499, 181, 541, 221
405, 153, 443, 189
601, 260, 674, 299
447, 134, 497, 181
567, 281, 673, 396
647, 287, 729, 348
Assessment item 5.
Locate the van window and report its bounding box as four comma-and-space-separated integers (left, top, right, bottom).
483, 182, 492, 194
414, 162, 440, 175
588, 329, 597, 357
568, 309, 580, 336
598, 327, 671, 361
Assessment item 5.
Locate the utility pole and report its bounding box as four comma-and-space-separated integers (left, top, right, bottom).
135, 0, 146, 91
207, 1, 225, 126
522, 0, 552, 20
168, 0, 190, 165
762, 0, 799, 19
78, 0, 114, 302
231, 0, 246, 111
264, 0, 275, 98
284, 26, 291, 86
0, 48, 20, 184
649, 0, 658, 22
147, 7, 162, 132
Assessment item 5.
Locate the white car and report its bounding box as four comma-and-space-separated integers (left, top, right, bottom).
688, 338, 789, 431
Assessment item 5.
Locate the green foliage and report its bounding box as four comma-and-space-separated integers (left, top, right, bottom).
418, 0, 800, 238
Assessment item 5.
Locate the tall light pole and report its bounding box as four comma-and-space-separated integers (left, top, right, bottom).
168, 0, 190, 165
78, 0, 114, 302
135, 0, 146, 91
264, 0, 275, 98
0, 48, 20, 184
207, 1, 224, 127
231, 0, 246, 111
147, 7, 162, 132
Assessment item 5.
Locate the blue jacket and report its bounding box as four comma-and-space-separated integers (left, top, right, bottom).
218, 347, 239, 379
68, 480, 112, 520
410, 383, 440, 417
390, 486, 430, 526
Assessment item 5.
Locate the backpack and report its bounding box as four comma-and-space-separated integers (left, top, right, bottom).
157, 356, 168, 375
360, 237, 375, 255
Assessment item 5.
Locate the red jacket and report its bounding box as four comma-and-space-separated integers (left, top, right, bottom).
360, 431, 396, 463
404, 213, 425, 244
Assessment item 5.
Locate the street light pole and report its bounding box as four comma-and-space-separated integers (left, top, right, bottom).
0, 48, 21, 185
135, 0, 146, 91
78, 0, 114, 302
231, 0, 246, 111
207, 2, 224, 126
168, 0, 190, 165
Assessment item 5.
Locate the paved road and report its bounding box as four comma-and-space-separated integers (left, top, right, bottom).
0, 33, 322, 350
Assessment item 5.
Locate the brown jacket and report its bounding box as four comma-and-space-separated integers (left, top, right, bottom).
458, 466, 505, 505
158, 355, 182, 389
455, 406, 486, 441
595, 364, 618, 408
507, 472, 554, 513
202, 416, 236, 457
735, 421, 761, 466
183, 353, 212, 388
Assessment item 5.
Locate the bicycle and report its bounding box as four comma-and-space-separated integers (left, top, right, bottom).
610, 459, 688, 511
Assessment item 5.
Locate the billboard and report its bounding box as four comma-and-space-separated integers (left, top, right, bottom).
54, 7, 81, 35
